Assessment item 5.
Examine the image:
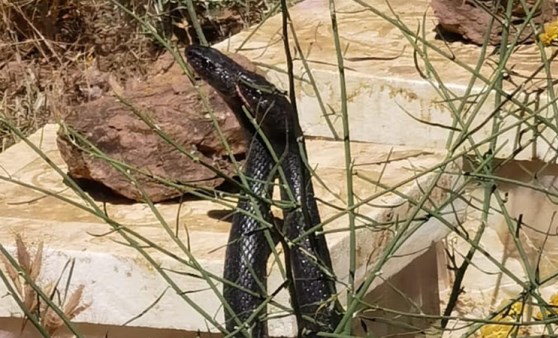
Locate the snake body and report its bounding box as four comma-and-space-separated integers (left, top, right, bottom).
186, 45, 342, 337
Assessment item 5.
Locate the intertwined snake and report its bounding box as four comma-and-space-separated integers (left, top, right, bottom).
186, 45, 342, 337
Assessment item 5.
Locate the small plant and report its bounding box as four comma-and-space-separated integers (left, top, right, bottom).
0, 235, 89, 335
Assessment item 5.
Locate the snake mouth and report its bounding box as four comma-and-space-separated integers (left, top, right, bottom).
185, 45, 243, 98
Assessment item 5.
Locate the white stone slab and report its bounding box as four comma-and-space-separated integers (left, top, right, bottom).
0, 124, 462, 336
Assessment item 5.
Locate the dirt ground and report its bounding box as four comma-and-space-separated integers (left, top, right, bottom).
0, 0, 276, 151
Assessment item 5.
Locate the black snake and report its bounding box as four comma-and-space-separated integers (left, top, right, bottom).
186, 45, 343, 337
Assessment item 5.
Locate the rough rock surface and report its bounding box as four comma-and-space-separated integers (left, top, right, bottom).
57, 52, 254, 202
432, 0, 555, 45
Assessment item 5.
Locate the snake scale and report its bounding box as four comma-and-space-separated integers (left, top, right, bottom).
186, 45, 343, 337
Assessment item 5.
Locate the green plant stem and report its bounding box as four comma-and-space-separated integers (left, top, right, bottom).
328, 0, 356, 334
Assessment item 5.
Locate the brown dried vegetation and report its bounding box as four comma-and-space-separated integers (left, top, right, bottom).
0, 0, 277, 151
0, 234, 89, 335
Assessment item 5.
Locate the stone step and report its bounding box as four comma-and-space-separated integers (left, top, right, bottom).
215, 0, 556, 163
0, 124, 462, 336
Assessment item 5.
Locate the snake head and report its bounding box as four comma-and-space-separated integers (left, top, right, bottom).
186, 45, 297, 145
185, 45, 277, 103
185, 45, 245, 98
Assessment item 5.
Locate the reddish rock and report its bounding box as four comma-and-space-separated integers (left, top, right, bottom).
57, 52, 254, 202
431, 0, 555, 45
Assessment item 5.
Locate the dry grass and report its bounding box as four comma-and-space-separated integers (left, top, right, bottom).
1, 234, 90, 335
0, 0, 278, 151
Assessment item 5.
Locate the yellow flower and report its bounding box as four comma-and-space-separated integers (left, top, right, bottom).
535, 308, 547, 320
540, 20, 558, 46
496, 300, 523, 319
480, 315, 514, 338
534, 292, 558, 320
540, 33, 554, 46
508, 301, 523, 318
481, 301, 525, 338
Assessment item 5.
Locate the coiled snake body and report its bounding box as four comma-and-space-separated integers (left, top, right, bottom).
186, 46, 342, 337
